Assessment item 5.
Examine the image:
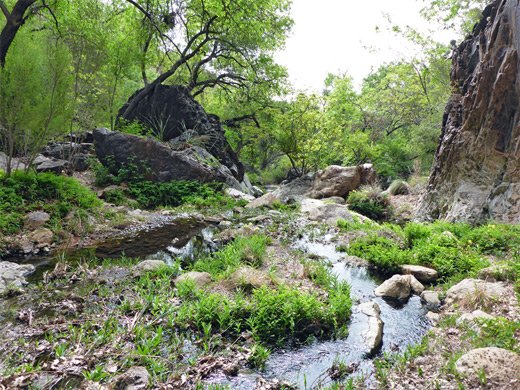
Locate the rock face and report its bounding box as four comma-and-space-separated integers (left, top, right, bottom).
455, 347, 520, 387
0, 261, 35, 293
416, 0, 520, 224
117, 84, 243, 180
93, 128, 241, 190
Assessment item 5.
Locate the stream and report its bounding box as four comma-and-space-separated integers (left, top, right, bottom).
1, 217, 431, 389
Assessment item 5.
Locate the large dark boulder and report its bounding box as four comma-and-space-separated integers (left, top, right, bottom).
117, 84, 243, 181
93, 128, 242, 190
416, 0, 520, 224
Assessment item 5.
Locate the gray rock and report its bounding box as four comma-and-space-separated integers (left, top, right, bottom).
29, 228, 54, 245
358, 301, 384, 356
307, 203, 354, 226
307, 165, 376, 199
455, 347, 520, 386
0, 261, 35, 293
174, 271, 212, 287
116, 84, 243, 180
225, 188, 255, 202
24, 212, 50, 231
426, 311, 441, 325
445, 278, 510, 306
36, 159, 68, 174
113, 366, 150, 390
133, 260, 166, 274
420, 291, 441, 307
0, 151, 26, 171
93, 128, 241, 189
401, 264, 438, 283
456, 310, 495, 330
374, 274, 424, 299
245, 192, 279, 209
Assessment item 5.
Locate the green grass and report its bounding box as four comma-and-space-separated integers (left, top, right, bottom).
0, 170, 100, 234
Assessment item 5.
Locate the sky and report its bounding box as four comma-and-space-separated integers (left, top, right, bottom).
275, 0, 457, 92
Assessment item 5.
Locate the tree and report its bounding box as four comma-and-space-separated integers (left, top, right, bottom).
118, 0, 293, 120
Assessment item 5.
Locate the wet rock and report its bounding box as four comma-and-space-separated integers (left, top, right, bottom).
307, 203, 354, 226
0, 261, 35, 293
426, 311, 441, 325
24, 212, 50, 231
455, 347, 520, 387
478, 264, 515, 282
93, 128, 242, 190
307, 164, 375, 199
416, 0, 520, 224
113, 366, 149, 390
420, 290, 441, 307
358, 301, 384, 356
345, 255, 368, 266
374, 274, 424, 299
225, 187, 255, 202
401, 264, 438, 283
133, 260, 166, 274
445, 278, 510, 307
174, 271, 212, 288
456, 309, 495, 330
245, 193, 279, 209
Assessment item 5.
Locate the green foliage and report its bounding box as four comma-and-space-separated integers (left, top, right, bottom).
128, 180, 223, 210
346, 185, 391, 221
103, 188, 127, 206
465, 317, 520, 353
0, 171, 100, 234
192, 235, 270, 278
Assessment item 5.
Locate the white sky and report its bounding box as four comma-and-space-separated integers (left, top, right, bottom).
275, 0, 458, 92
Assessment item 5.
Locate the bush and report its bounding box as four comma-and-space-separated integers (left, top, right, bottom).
387, 179, 410, 195
347, 184, 391, 221
0, 171, 100, 234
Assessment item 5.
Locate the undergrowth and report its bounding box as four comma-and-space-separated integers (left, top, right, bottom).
0, 170, 100, 234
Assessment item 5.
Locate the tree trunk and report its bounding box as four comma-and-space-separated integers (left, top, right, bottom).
0, 0, 37, 67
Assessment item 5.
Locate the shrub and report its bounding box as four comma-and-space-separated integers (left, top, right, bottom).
387, 179, 410, 195
347, 184, 391, 221
0, 171, 100, 234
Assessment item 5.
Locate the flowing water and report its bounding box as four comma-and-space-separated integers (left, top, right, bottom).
2, 218, 431, 388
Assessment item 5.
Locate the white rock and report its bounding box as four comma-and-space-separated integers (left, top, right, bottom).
374, 274, 424, 299
455, 347, 520, 386
445, 278, 510, 306
456, 309, 495, 330
421, 291, 441, 307
358, 301, 383, 355
0, 261, 35, 293
225, 188, 255, 202
133, 260, 166, 273
174, 271, 212, 287
401, 264, 438, 283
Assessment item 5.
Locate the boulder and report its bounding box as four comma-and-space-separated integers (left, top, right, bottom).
374, 274, 424, 299
416, 0, 520, 224
307, 203, 354, 226
24, 212, 50, 231
133, 260, 166, 274
455, 347, 520, 386
116, 84, 243, 180
358, 301, 384, 355
225, 188, 255, 202
420, 290, 441, 307
274, 172, 315, 203
456, 309, 495, 330
0, 261, 35, 293
93, 128, 241, 190
0, 151, 26, 171
35, 159, 68, 174
401, 265, 438, 283
113, 366, 150, 390
245, 192, 280, 209
29, 228, 54, 245
174, 271, 212, 288
307, 164, 376, 199
445, 278, 510, 306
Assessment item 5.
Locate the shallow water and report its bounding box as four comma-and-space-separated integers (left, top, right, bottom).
206, 231, 430, 389
2, 220, 431, 389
